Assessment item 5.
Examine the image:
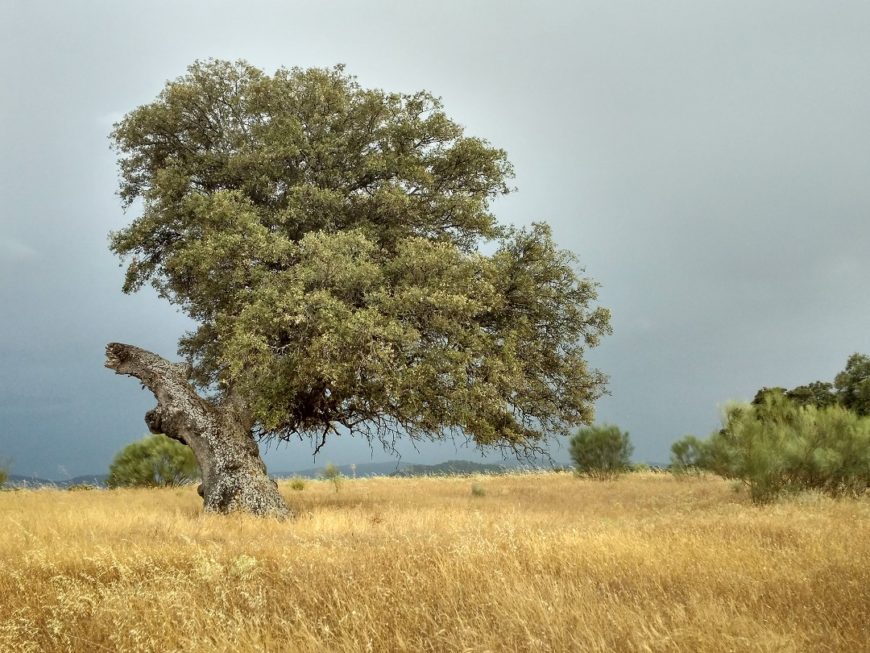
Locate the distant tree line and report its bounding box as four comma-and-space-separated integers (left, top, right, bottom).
750, 352, 870, 415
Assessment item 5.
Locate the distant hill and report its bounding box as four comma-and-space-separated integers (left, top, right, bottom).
7, 459, 670, 489
7, 474, 55, 488
390, 459, 510, 477
65, 474, 109, 488
274, 459, 517, 479
273, 460, 414, 479
6, 474, 108, 489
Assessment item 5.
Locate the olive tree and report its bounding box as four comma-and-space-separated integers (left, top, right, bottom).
106, 60, 610, 517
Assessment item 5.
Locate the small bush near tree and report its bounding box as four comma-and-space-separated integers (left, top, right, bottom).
107, 435, 200, 489
570, 424, 633, 480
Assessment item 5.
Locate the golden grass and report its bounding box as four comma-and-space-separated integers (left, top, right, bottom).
0, 473, 867, 652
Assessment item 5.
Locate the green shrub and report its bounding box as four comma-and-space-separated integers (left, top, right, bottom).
471, 483, 486, 497
107, 434, 200, 488
570, 424, 633, 480
670, 435, 710, 476
290, 477, 306, 491
322, 463, 343, 492
707, 395, 870, 503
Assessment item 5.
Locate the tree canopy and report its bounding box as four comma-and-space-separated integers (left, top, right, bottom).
750, 354, 869, 415
834, 353, 870, 417
110, 60, 610, 455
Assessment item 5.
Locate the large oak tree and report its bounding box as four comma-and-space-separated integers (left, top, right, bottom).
106, 60, 611, 517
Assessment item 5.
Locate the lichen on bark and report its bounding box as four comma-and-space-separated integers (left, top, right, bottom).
105, 343, 290, 519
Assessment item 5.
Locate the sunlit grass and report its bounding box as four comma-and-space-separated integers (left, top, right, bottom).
0, 473, 867, 652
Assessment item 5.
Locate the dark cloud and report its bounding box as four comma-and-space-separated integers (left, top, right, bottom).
2, 1, 869, 477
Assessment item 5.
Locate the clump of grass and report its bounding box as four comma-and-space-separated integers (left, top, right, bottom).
471, 483, 486, 497
66, 484, 98, 492
290, 477, 306, 491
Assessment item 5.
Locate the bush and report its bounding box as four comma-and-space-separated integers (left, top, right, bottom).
322, 463, 343, 492
707, 395, 870, 503
570, 424, 633, 480
290, 477, 306, 491
107, 435, 200, 488
670, 435, 710, 476
470, 483, 486, 497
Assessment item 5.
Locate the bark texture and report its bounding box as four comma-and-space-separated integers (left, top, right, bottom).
105, 343, 291, 519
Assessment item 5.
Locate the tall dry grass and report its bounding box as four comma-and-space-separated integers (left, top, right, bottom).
0, 472, 867, 652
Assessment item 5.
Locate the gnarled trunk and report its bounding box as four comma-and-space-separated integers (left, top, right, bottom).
105, 343, 291, 519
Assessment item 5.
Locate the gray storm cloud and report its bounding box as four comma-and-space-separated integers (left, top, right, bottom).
1, 0, 869, 478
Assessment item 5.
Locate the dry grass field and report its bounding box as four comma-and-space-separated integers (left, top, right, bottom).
0, 472, 867, 652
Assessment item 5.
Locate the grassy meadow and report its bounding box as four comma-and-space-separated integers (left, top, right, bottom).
0, 472, 867, 652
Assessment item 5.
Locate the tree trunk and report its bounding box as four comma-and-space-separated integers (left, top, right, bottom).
104, 343, 291, 519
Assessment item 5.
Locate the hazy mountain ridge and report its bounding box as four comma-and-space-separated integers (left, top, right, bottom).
5, 460, 532, 487
7, 474, 109, 489
389, 460, 511, 477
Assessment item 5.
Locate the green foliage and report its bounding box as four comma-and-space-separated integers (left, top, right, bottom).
707, 395, 870, 503
322, 463, 343, 492
751, 387, 787, 406
750, 354, 868, 414
110, 59, 610, 454
670, 435, 710, 475
107, 435, 200, 489
570, 424, 633, 480
0, 458, 13, 488
470, 483, 486, 497
785, 381, 837, 409
67, 484, 98, 492
289, 477, 306, 491
834, 353, 870, 416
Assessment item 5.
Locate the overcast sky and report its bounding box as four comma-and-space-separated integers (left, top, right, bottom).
2, 0, 869, 479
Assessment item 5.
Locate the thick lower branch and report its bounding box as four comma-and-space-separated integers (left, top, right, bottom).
105, 342, 290, 518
